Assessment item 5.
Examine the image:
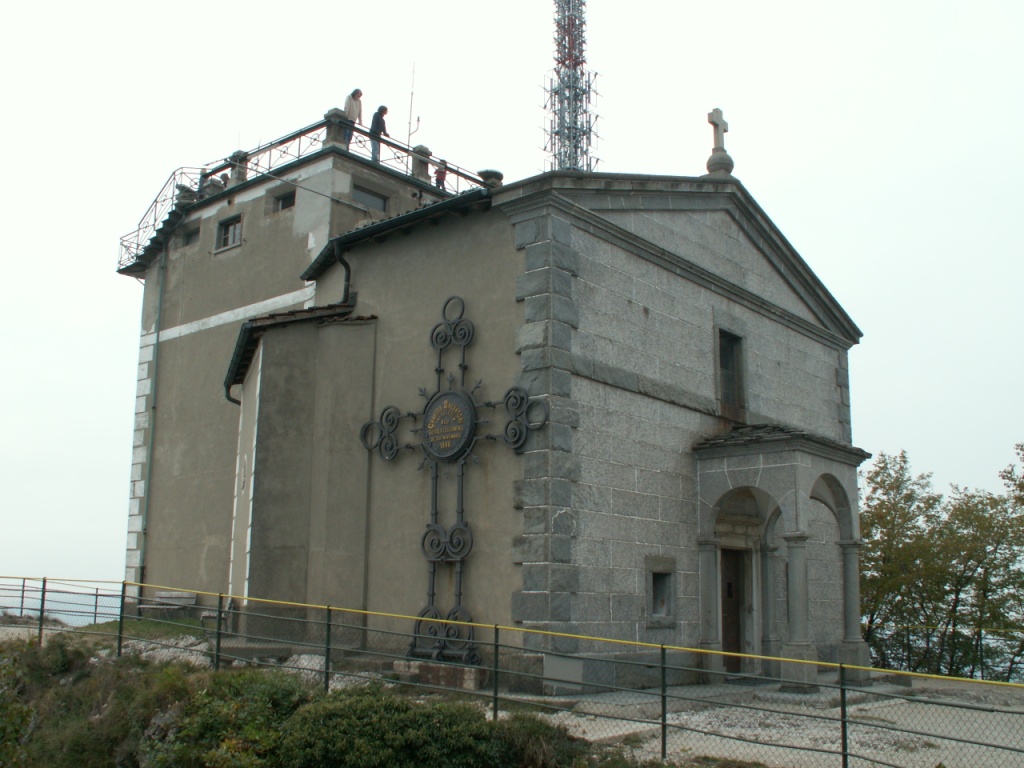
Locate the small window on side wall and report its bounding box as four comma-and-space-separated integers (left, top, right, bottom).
216, 216, 242, 251
646, 555, 676, 628
181, 228, 200, 247
273, 190, 296, 212
718, 329, 744, 421
352, 186, 387, 212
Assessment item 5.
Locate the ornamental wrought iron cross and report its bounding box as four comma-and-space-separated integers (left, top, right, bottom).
708, 107, 729, 151
360, 296, 547, 664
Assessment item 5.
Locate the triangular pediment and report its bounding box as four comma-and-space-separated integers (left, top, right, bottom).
598, 208, 818, 324
530, 176, 861, 346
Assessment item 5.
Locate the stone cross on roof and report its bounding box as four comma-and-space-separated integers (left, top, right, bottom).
705, 107, 735, 177
708, 108, 728, 151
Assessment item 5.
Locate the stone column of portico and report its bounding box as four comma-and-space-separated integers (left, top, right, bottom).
780, 532, 818, 689
760, 543, 781, 677
838, 539, 872, 681
783, 533, 810, 643
698, 538, 725, 678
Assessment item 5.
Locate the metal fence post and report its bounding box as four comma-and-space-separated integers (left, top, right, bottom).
661, 645, 668, 760
214, 594, 224, 671
117, 582, 127, 657
978, 628, 985, 680
19, 577, 26, 617
840, 664, 849, 768
93, 588, 100, 625
492, 625, 500, 722
36, 578, 47, 646
324, 606, 332, 693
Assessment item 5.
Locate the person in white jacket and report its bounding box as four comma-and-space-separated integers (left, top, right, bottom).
343, 88, 363, 149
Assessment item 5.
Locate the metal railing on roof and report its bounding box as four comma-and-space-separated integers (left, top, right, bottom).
117, 116, 484, 273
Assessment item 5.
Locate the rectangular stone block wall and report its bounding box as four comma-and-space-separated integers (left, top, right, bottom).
571, 376, 704, 647
572, 227, 848, 442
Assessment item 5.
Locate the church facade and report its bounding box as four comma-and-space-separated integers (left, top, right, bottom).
120, 110, 870, 679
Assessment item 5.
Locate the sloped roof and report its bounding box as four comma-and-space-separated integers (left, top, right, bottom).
301, 188, 492, 281
693, 424, 870, 465
224, 300, 374, 394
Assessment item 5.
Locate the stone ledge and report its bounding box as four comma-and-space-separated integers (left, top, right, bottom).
393, 660, 487, 691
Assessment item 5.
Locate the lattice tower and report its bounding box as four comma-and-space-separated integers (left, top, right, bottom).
545, 0, 598, 171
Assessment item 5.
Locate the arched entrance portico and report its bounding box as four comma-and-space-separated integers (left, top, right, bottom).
693, 426, 871, 683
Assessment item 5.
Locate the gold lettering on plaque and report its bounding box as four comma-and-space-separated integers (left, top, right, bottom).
426, 398, 468, 456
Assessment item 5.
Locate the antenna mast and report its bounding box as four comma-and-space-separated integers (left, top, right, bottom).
546, 0, 597, 171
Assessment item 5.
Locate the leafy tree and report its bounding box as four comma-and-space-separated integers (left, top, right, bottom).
860, 451, 941, 669
860, 447, 1024, 680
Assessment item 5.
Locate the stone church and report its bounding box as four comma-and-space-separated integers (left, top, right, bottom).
119, 108, 870, 680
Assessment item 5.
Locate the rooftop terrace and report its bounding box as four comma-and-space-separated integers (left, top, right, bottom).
118, 109, 485, 274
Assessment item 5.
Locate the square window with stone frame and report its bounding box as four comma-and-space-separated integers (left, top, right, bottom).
646, 556, 676, 628
718, 329, 744, 421
216, 216, 242, 251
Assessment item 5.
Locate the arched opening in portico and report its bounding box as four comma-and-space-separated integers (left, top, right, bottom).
709, 487, 780, 674
809, 473, 865, 656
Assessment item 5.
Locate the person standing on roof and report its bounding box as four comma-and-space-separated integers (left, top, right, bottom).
370, 105, 389, 162
342, 88, 362, 149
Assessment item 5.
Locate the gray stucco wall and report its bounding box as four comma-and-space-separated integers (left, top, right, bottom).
310, 209, 526, 632
127, 151, 442, 594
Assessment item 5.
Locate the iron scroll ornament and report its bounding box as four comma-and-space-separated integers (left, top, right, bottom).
359, 296, 548, 663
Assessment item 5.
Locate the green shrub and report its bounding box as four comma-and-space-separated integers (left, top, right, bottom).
140, 669, 312, 768
492, 712, 591, 768
0, 650, 32, 768
0, 640, 761, 768
278, 684, 499, 768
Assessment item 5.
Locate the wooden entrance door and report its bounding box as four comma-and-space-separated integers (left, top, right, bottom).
720, 549, 745, 674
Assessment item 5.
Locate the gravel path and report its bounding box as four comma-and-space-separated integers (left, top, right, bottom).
547, 677, 1024, 767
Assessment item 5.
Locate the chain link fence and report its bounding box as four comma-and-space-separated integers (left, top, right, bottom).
3, 576, 1022, 767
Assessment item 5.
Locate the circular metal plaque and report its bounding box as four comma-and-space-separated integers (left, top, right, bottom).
423, 391, 476, 462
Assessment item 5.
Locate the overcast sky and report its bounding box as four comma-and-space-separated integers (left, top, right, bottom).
1, 0, 1021, 583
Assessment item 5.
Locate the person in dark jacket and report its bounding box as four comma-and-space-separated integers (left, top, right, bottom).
370, 106, 389, 162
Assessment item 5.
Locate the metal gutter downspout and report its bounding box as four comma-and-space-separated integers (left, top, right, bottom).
334, 240, 351, 305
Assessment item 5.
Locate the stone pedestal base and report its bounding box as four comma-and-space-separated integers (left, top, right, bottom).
778, 644, 819, 692
837, 640, 872, 685
699, 642, 727, 683
392, 660, 487, 691
760, 638, 783, 679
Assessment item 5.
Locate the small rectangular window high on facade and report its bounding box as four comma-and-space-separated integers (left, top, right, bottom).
352, 186, 387, 212
217, 216, 242, 250
718, 330, 743, 420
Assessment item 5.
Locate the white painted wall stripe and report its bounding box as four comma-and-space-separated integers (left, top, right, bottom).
158, 286, 316, 342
